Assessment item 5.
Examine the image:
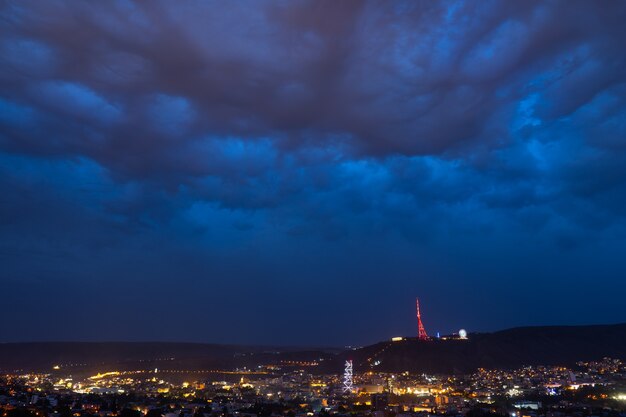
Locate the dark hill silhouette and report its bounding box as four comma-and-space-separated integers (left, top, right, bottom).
342, 324, 626, 374
1, 324, 625, 374
0, 342, 338, 373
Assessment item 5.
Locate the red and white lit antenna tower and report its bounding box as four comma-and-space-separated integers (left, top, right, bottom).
416, 298, 429, 341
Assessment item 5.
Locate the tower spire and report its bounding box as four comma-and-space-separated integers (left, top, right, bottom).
416, 298, 429, 341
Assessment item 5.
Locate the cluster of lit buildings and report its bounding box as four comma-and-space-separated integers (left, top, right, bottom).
1, 358, 626, 417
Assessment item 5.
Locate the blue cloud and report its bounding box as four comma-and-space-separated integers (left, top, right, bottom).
1, 0, 625, 344
147, 94, 195, 136
33, 81, 122, 125
0, 97, 37, 127
0, 38, 57, 77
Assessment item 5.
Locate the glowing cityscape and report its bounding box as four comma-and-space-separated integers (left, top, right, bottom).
1, 2, 625, 417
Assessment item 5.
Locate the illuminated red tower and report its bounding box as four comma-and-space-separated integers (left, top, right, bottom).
416, 298, 429, 340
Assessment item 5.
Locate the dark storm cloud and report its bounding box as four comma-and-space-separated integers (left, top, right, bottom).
1, 0, 626, 344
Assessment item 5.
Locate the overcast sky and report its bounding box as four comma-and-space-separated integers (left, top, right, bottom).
1, 0, 626, 346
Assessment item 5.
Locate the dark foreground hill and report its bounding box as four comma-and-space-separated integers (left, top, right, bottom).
1, 324, 625, 375
342, 323, 626, 374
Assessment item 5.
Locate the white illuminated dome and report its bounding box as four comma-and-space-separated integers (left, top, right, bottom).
459, 329, 468, 339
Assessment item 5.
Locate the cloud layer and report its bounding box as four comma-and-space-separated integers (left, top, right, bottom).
1, 0, 626, 344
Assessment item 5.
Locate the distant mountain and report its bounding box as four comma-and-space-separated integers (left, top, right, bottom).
1, 324, 625, 375
341, 323, 626, 374
0, 341, 338, 374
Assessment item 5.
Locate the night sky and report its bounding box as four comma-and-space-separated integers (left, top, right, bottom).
1, 1, 626, 346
